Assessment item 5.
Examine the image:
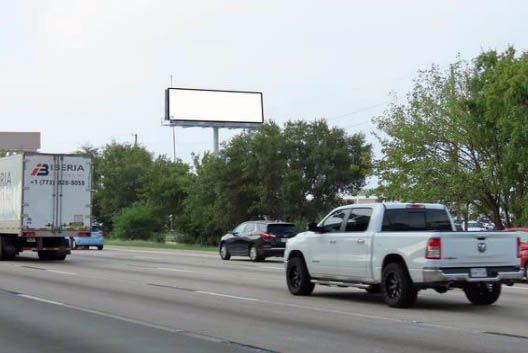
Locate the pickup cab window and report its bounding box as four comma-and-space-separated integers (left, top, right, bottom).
345, 208, 372, 232
321, 210, 347, 232
382, 208, 452, 231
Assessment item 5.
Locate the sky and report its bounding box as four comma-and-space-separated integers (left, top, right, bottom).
1, 0, 528, 180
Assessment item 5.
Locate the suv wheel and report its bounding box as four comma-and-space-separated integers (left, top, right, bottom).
249, 244, 262, 262
382, 263, 417, 308
220, 243, 231, 260
464, 282, 501, 305
286, 256, 315, 295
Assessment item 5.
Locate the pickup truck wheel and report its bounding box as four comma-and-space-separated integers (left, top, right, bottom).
464, 282, 501, 305
286, 256, 315, 296
382, 263, 417, 308
220, 243, 231, 260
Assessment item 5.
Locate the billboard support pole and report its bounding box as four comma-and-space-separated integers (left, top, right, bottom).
213, 127, 219, 155
172, 126, 176, 162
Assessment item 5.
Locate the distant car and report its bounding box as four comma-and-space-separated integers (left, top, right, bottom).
465, 221, 487, 231
454, 223, 464, 231
219, 221, 298, 262
72, 225, 104, 250
504, 228, 528, 280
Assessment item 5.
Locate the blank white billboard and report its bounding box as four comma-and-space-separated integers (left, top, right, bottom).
166, 88, 263, 124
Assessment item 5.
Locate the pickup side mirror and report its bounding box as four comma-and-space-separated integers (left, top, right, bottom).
307, 222, 321, 232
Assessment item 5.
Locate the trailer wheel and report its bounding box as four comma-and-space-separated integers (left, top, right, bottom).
38, 251, 67, 261
0, 237, 17, 261
38, 251, 53, 261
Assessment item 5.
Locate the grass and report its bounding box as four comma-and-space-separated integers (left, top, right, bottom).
105, 239, 218, 252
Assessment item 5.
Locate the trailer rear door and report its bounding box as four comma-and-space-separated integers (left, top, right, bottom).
23, 154, 91, 236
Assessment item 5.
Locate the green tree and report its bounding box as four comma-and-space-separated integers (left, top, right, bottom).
178, 120, 372, 245
375, 47, 528, 228
96, 142, 152, 230
177, 153, 229, 245
139, 155, 192, 220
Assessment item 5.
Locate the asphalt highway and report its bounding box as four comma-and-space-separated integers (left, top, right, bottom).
0, 247, 527, 353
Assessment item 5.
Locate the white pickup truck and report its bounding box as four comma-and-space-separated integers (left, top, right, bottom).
284, 203, 523, 308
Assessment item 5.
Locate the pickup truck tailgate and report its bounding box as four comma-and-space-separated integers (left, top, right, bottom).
441, 231, 519, 266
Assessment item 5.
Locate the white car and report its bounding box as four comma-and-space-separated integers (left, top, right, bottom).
285, 203, 523, 308
465, 221, 487, 231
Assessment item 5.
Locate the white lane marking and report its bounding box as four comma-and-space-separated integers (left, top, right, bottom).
196, 291, 260, 302
18, 294, 65, 306
46, 269, 76, 275
18, 265, 76, 276
157, 267, 194, 273
504, 285, 528, 291
134, 256, 157, 260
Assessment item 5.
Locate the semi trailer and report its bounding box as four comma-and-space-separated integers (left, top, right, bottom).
0, 153, 92, 261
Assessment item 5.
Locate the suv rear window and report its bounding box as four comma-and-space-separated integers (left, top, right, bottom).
382, 209, 452, 231
267, 224, 297, 236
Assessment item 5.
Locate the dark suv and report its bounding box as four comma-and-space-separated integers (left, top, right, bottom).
219, 221, 298, 262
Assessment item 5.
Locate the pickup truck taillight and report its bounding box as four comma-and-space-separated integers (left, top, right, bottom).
518, 237, 521, 258
426, 237, 441, 259
261, 233, 276, 239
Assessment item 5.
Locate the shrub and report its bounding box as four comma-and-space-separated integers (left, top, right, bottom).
112, 202, 165, 240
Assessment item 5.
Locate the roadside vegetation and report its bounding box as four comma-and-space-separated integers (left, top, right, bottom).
78, 46, 528, 244
105, 239, 217, 251
374, 47, 528, 228
79, 120, 371, 245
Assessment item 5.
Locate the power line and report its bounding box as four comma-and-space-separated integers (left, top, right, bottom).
327, 101, 387, 121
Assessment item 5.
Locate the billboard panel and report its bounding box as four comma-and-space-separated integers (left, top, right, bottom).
0, 132, 40, 152
165, 88, 263, 126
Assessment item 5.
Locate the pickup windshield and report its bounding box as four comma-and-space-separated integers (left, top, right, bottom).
382, 208, 452, 231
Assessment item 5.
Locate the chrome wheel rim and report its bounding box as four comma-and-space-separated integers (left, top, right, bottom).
220, 244, 227, 258
250, 246, 257, 260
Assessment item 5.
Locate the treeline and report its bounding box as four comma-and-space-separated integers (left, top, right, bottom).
79, 120, 371, 245
63, 46, 528, 236
374, 47, 528, 228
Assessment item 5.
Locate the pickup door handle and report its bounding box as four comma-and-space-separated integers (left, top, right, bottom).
357, 238, 365, 244
328, 240, 337, 244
